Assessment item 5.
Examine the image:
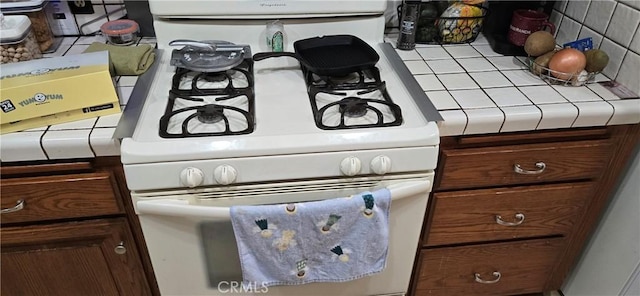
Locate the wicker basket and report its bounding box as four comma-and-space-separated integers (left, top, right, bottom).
398, 2, 488, 45
526, 56, 598, 87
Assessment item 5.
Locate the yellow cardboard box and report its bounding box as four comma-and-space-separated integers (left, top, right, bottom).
0, 51, 121, 134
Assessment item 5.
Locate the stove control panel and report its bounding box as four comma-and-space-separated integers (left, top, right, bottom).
340, 157, 362, 176
214, 165, 237, 185
371, 155, 392, 175
123, 146, 439, 191
180, 167, 204, 188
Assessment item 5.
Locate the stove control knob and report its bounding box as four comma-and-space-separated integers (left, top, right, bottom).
214, 165, 237, 185
340, 157, 362, 176
180, 167, 204, 188
371, 155, 392, 175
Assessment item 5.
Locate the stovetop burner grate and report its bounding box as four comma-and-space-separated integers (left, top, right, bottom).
159, 59, 255, 138
159, 91, 254, 138
171, 63, 254, 97
305, 66, 403, 130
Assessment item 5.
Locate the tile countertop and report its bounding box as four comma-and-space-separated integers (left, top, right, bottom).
386, 32, 640, 137
0, 36, 157, 162
1, 33, 639, 162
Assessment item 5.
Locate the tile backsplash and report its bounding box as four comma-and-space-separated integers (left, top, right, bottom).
552, 0, 640, 95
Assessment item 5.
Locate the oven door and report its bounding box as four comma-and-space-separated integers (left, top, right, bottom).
134, 172, 433, 296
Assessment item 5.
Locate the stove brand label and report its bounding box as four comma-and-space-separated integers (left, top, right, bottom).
19, 93, 64, 107
1, 100, 16, 113
259, 1, 286, 7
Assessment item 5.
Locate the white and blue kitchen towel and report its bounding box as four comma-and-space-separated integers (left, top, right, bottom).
229, 189, 391, 287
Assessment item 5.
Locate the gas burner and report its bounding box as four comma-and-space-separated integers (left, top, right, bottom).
305, 66, 403, 130
202, 71, 232, 83
197, 104, 225, 123
338, 97, 368, 118
172, 61, 253, 97
305, 66, 378, 89
322, 72, 361, 85
159, 93, 254, 138
315, 94, 402, 129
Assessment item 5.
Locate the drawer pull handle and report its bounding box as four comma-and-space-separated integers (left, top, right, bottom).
1, 199, 25, 214
495, 213, 525, 226
474, 271, 501, 284
513, 162, 546, 175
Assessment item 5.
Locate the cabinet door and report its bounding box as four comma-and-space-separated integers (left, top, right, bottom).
1, 218, 151, 296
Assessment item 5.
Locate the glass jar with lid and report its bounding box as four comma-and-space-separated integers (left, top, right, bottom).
0, 14, 42, 64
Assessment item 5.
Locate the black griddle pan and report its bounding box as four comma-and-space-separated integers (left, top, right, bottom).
253, 35, 379, 76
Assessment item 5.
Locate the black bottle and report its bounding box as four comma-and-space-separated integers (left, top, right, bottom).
397, 0, 422, 50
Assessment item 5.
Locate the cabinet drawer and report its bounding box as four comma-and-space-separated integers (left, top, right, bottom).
414, 237, 564, 296
437, 140, 611, 190
0, 172, 123, 224
424, 182, 593, 246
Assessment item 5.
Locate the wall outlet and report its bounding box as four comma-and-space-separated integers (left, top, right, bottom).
69, 0, 95, 14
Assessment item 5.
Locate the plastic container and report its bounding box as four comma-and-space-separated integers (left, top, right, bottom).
0, 0, 55, 52
101, 19, 139, 46
0, 14, 42, 64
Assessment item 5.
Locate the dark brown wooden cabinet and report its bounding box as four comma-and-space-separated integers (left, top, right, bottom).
416, 237, 565, 296
410, 125, 640, 296
425, 182, 593, 246
2, 218, 148, 296
0, 157, 158, 296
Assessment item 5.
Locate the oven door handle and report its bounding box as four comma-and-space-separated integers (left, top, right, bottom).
136, 180, 431, 219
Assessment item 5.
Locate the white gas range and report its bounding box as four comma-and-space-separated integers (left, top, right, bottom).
118, 1, 442, 295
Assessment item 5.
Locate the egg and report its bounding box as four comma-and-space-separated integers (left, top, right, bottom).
548, 48, 587, 81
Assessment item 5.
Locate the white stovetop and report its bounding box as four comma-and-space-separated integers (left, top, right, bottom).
120, 43, 437, 164
119, 13, 441, 164
2, 33, 639, 162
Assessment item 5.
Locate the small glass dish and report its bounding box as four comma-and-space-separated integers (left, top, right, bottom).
100, 19, 139, 46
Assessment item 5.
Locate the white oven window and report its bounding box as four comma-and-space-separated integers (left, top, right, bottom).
200, 220, 243, 287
